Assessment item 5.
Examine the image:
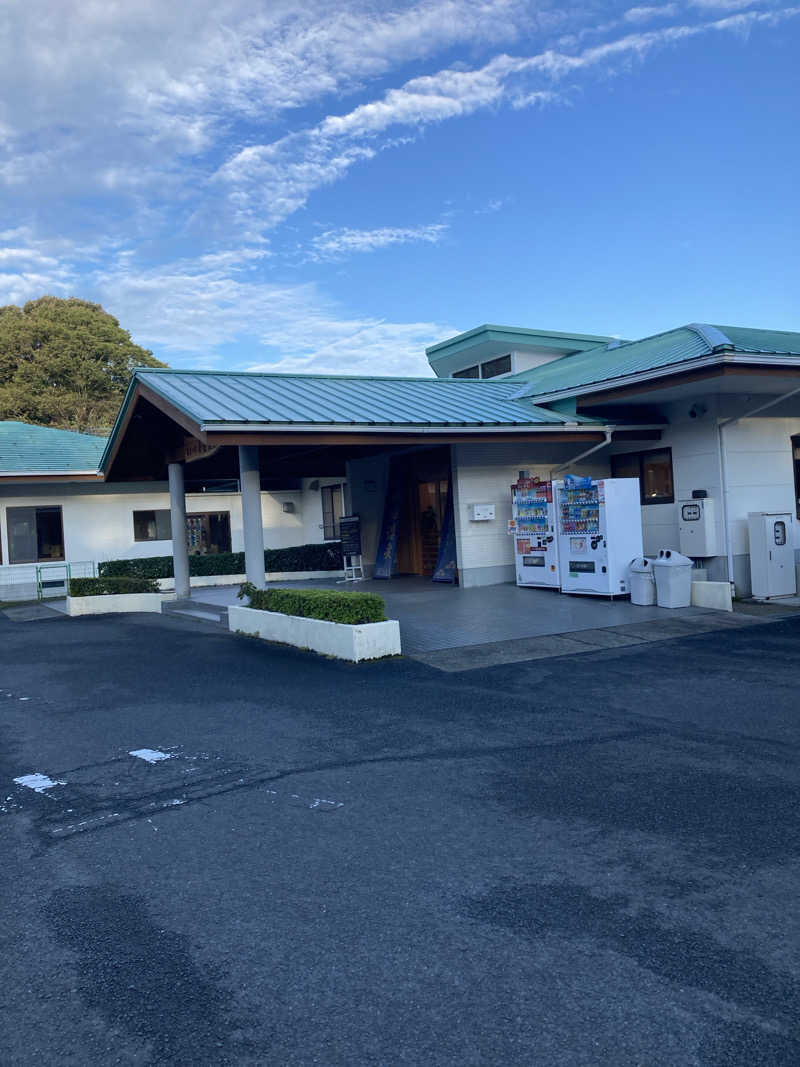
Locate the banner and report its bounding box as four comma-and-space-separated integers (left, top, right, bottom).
432, 479, 457, 583
373, 464, 403, 579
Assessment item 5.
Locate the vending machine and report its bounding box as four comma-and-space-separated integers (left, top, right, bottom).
510, 473, 560, 587
557, 476, 643, 596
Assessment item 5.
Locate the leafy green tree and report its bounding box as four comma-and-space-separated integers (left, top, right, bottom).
0, 296, 166, 433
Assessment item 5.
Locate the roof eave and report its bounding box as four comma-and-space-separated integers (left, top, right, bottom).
517, 352, 800, 405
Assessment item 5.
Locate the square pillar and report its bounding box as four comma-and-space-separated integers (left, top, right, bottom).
168, 461, 191, 599
239, 445, 266, 589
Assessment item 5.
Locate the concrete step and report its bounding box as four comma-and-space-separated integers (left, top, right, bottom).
163, 599, 229, 626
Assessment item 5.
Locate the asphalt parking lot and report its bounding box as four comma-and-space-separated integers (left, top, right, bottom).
1, 609, 799, 1066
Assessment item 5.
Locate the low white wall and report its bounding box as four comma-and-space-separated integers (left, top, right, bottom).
229, 604, 401, 662
690, 581, 733, 612
156, 570, 346, 591
66, 592, 165, 616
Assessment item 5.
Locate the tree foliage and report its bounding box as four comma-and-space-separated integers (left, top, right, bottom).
0, 296, 166, 433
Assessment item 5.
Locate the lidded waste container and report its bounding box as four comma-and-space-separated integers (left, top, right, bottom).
652, 549, 693, 608
629, 557, 656, 606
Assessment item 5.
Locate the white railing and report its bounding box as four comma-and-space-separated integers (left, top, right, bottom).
0, 560, 96, 602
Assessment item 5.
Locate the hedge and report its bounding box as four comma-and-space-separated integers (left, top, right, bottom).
69, 576, 160, 597
98, 542, 344, 580
238, 583, 387, 625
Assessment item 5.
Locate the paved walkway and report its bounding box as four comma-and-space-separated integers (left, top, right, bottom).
176, 576, 800, 671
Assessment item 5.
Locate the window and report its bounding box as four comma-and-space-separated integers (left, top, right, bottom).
186, 512, 232, 555
7, 506, 64, 564
610, 447, 674, 505
133, 509, 172, 541
321, 484, 344, 540
480, 353, 512, 379
792, 436, 800, 519
453, 365, 479, 379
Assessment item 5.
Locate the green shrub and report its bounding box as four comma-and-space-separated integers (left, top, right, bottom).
238, 583, 386, 625
68, 576, 160, 597
98, 542, 343, 580
98, 555, 176, 579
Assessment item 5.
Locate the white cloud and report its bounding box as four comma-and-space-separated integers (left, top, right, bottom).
624, 5, 679, 22
219, 11, 797, 231
687, 0, 756, 9
90, 253, 450, 375
309, 223, 448, 259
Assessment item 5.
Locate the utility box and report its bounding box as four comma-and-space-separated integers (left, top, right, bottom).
748, 512, 797, 600
469, 504, 495, 521
678, 497, 717, 557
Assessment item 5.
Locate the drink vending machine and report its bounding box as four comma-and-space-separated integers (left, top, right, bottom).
509, 473, 561, 587
557, 476, 643, 596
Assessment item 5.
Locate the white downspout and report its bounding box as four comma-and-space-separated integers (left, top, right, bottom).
717, 384, 800, 592
551, 430, 613, 476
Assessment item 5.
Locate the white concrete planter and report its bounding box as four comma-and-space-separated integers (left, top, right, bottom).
66, 592, 165, 616
157, 570, 345, 591
228, 604, 401, 663
690, 580, 733, 613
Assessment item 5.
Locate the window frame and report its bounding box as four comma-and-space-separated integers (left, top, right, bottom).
480, 353, 512, 379
610, 447, 675, 506
133, 509, 173, 542
185, 511, 232, 555
6, 505, 65, 564
321, 483, 344, 541
791, 435, 800, 519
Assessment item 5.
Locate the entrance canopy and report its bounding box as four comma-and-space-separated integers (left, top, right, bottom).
100, 368, 659, 483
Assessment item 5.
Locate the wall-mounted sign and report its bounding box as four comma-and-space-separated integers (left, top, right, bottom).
184, 437, 221, 464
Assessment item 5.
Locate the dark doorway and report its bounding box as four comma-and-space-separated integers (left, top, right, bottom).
379, 447, 452, 578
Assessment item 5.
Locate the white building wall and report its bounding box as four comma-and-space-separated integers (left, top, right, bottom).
0, 478, 345, 570
610, 402, 800, 593
722, 415, 800, 593
451, 441, 610, 587
609, 402, 723, 562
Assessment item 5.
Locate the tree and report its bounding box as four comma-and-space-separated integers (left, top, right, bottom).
0, 296, 166, 433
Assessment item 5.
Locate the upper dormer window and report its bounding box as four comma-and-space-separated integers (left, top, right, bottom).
480, 354, 512, 378
453, 365, 479, 379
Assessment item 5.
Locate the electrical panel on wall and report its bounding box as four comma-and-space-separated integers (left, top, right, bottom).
678, 497, 717, 557
468, 504, 495, 521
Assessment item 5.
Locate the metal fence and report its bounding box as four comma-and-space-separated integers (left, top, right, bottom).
0, 561, 96, 602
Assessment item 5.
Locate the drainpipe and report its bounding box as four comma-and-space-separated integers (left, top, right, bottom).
717, 384, 800, 591
551, 430, 613, 476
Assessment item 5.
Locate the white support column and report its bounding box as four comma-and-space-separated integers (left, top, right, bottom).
168, 461, 190, 600
239, 445, 266, 589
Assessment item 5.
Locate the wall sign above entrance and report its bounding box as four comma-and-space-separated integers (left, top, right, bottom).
184, 437, 221, 464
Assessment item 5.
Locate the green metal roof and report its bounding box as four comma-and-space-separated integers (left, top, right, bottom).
514, 323, 800, 400
712, 325, 800, 355
0, 421, 106, 474
426, 323, 615, 358
133, 368, 602, 428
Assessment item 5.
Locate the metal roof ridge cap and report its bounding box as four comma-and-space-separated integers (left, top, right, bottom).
688, 323, 732, 351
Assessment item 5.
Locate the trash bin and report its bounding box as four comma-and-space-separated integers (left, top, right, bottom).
629, 557, 656, 606
652, 549, 693, 608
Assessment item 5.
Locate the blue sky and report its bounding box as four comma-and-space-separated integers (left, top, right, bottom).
1, 0, 798, 375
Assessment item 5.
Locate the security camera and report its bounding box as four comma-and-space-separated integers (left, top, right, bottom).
689, 403, 707, 419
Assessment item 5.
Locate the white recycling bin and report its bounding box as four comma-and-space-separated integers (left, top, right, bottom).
629, 557, 656, 606
652, 549, 693, 608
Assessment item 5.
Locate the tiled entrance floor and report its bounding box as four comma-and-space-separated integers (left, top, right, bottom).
186, 577, 787, 667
